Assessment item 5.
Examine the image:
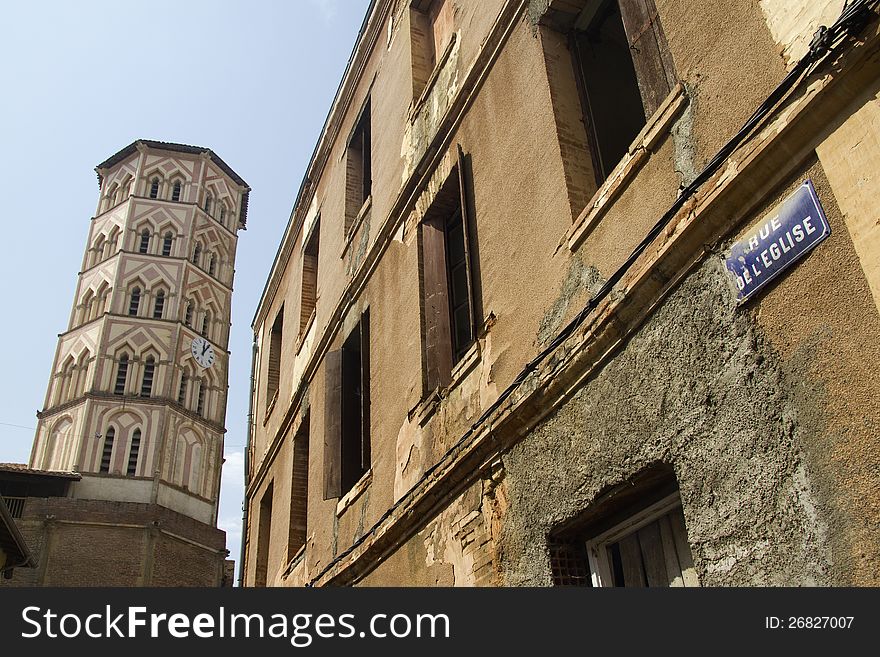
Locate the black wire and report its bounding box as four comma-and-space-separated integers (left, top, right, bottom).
307, 0, 879, 586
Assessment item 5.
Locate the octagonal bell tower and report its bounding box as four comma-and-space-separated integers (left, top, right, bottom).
30, 140, 249, 532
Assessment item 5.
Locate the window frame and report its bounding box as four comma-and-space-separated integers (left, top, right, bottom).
128, 287, 141, 316
153, 289, 166, 319
127, 429, 141, 476
344, 98, 372, 234
323, 310, 370, 500
585, 492, 698, 587
99, 427, 115, 473
419, 145, 478, 393
568, 0, 676, 185
140, 356, 156, 397
114, 354, 129, 395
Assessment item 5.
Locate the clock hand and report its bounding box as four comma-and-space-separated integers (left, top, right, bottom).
202, 342, 209, 355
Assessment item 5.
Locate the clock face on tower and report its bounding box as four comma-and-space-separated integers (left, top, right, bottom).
191, 337, 216, 369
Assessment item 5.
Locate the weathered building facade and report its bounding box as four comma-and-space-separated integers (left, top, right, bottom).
2, 141, 249, 586
242, 0, 880, 587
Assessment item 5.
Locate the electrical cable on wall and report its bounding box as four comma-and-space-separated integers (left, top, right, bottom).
306, 0, 880, 586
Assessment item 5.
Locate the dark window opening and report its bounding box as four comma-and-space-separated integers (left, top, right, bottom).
140, 357, 155, 397
153, 290, 165, 319
172, 181, 182, 202
100, 427, 115, 473
344, 100, 371, 232
149, 178, 160, 199
127, 429, 141, 476
184, 301, 194, 327
420, 146, 478, 392
178, 373, 188, 405
197, 379, 206, 417
570, 0, 675, 184
114, 355, 129, 395
162, 232, 173, 256
128, 287, 141, 316
323, 310, 370, 499
139, 229, 150, 254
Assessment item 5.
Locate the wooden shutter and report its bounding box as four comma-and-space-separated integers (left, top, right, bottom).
323, 349, 342, 499
360, 310, 371, 473
422, 217, 453, 391
457, 144, 477, 343
618, 0, 676, 119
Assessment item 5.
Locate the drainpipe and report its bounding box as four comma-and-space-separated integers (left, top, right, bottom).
237, 334, 258, 587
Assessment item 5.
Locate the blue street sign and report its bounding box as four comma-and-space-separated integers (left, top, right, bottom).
726, 180, 831, 304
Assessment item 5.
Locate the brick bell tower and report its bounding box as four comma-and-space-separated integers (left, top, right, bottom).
25, 140, 249, 585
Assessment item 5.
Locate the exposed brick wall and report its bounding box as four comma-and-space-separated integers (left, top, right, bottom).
0, 497, 226, 587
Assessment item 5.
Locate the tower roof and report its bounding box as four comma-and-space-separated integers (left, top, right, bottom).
95, 139, 251, 228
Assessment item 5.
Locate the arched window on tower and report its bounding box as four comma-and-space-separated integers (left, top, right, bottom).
184, 300, 194, 327
178, 372, 188, 406
79, 289, 94, 325
192, 242, 202, 266
100, 427, 115, 473
127, 429, 141, 476
128, 287, 141, 316
162, 231, 174, 256
98, 283, 111, 316
171, 180, 182, 202
196, 379, 206, 417
92, 235, 104, 267
140, 356, 155, 397
149, 177, 160, 199
201, 310, 211, 338
219, 205, 226, 225
139, 228, 150, 254
153, 290, 166, 319
121, 177, 132, 200
208, 254, 216, 277
105, 184, 118, 211
75, 350, 91, 398
107, 227, 120, 257
204, 193, 213, 216
114, 354, 129, 395
58, 357, 75, 405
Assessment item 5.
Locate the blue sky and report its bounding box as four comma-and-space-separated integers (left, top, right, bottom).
0, 0, 370, 583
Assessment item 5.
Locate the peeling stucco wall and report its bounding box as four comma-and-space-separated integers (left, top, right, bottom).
501, 255, 833, 586
759, 0, 843, 66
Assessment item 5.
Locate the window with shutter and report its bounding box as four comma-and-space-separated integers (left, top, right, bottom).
549, 466, 698, 587
127, 429, 141, 476
288, 418, 310, 560
100, 427, 115, 473
570, 0, 676, 184
419, 146, 479, 392
344, 99, 372, 234
323, 310, 370, 500
114, 354, 129, 395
